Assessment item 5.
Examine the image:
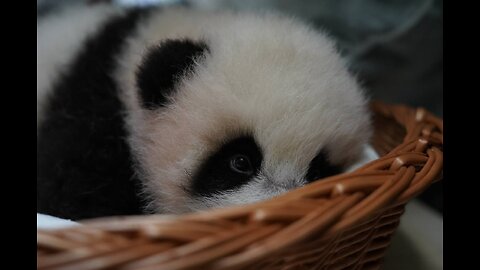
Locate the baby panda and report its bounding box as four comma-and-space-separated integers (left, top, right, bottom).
37, 4, 371, 220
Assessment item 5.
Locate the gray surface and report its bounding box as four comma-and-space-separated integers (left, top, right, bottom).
383, 200, 443, 269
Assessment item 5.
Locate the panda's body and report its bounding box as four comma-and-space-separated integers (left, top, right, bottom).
37, 4, 371, 220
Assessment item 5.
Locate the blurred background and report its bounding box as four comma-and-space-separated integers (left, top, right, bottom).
38, 1, 443, 268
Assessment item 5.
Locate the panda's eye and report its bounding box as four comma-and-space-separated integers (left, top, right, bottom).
229, 154, 254, 175
191, 136, 262, 197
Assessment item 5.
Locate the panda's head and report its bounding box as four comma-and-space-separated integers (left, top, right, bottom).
124, 12, 371, 214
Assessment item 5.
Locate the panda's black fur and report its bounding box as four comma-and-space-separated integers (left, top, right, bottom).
37, 9, 146, 220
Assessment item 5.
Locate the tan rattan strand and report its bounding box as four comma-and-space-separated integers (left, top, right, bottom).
37, 101, 443, 270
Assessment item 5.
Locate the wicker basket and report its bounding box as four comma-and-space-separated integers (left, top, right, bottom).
37, 101, 443, 270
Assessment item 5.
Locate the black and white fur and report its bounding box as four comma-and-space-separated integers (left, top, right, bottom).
37, 4, 371, 220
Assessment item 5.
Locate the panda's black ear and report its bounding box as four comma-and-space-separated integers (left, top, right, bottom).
136, 39, 209, 110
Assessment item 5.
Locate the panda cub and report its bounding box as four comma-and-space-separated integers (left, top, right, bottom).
37, 4, 371, 220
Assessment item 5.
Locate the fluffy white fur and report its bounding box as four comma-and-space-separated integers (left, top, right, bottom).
37, 4, 121, 128
113, 8, 372, 213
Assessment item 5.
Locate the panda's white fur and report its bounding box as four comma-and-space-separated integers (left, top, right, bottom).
37, 5, 371, 216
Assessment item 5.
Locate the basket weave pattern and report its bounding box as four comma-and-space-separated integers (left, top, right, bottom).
37, 101, 443, 270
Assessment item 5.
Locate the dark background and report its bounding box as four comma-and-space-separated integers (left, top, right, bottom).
37, 0, 443, 214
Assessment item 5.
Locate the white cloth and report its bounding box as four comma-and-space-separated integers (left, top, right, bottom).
346, 144, 379, 171
37, 213, 78, 229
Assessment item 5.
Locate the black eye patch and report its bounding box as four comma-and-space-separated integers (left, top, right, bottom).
190, 136, 263, 197
305, 150, 342, 183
